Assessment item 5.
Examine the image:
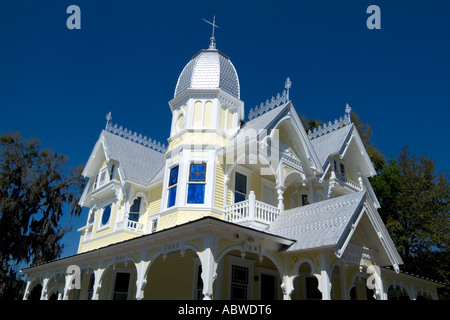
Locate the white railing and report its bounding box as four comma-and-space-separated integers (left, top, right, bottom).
223, 191, 280, 226
335, 174, 361, 191
116, 219, 144, 233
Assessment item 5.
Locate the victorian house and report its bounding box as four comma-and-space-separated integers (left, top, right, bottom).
21, 36, 443, 301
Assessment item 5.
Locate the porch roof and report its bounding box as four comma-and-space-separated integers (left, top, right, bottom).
268, 191, 366, 252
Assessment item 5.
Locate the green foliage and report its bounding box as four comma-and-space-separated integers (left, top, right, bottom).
0, 132, 85, 299
371, 146, 450, 296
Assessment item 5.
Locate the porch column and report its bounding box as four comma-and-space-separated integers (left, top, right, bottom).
91, 267, 105, 300
319, 251, 332, 300
248, 191, 256, 220
135, 253, 151, 300
201, 235, 218, 300
40, 277, 50, 300
367, 264, 386, 300
281, 275, 295, 300
276, 186, 285, 211
63, 265, 81, 300
23, 280, 32, 300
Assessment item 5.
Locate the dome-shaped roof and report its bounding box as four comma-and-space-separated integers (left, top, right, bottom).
174, 49, 240, 99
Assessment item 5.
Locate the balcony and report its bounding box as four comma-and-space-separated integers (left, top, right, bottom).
116, 219, 144, 234
223, 191, 280, 231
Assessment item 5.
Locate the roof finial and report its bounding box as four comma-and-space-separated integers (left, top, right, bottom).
202, 15, 219, 49
105, 111, 112, 129
285, 77, 292, 101
345, 103, 352, 125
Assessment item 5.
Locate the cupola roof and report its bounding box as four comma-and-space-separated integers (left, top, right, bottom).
174, 48, 240, 99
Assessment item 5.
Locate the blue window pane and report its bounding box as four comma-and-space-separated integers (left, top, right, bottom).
235, 173, 247, 194
234, 192, 246, 203
187, 184, 205, 204
130, 197, 141, 213
129, 213, 139, 222
169, 166, 179, 186
102, 205, 111, 225
189, 164, 206, 182
168, 186, 177, 207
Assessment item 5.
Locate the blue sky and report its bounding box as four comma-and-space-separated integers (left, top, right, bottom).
1, 0, 449, 258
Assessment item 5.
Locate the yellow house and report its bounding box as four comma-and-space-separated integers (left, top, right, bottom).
21, 37, 443, 301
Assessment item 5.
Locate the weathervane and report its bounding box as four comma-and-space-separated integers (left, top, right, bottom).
202, 15, 219, 49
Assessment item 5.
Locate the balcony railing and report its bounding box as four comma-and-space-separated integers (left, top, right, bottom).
223, 191, 280, 229
116, 219, 144, 233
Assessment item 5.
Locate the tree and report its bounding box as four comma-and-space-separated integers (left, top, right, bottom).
0, 132, 85, 300
350, 112, 386, 171
371, 146, 450, 297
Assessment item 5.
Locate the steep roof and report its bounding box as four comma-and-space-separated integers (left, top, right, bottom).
102, 131, 165, 185
310, 124, 353, 168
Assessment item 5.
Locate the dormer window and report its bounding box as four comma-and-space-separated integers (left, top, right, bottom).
340, 163, 345, 178
333, 159, 346, 179
109, 164, 115, 181
93, 163, 116, 190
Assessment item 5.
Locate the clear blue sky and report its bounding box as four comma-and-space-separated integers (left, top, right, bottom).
1, 0, 449, 258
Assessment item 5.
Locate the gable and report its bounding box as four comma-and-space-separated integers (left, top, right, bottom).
227, 102, 323, 177
311, 124, 376, 179
85, 131, 166, 184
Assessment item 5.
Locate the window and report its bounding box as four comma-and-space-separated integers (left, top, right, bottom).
167, 166, 179, 208
234, 172, 247, 203
187, 163, 206, 204
128, 197, 141, 222
340, 163, 345, 178
301, 194, 309, 206
99, 169, 107, 186
93, 174, 98, 190
195, 265, 204, 300
150, 217, 158, 233
113, 272, 130, 300
333, 159, 346, 179
231, 264, 249, 300
109, 164, 115, 181
101, 204, 111, 226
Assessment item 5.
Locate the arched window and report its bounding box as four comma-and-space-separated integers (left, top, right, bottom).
129, 197, 142, 222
